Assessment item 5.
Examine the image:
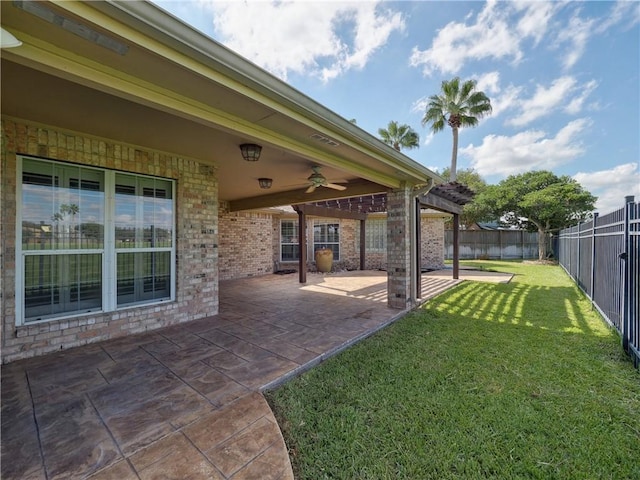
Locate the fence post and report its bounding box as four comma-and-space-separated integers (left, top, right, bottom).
622, 196, 635, 352
590, 213, 598, 306
576, 221, 581, 285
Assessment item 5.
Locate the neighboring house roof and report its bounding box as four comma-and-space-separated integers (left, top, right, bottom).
1, 0, 443, 211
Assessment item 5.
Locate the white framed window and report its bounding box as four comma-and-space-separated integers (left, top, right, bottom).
365, 218, 386, 252
280, 220, 299, 261
313, 220, 340, 260
16, 156, 175, 325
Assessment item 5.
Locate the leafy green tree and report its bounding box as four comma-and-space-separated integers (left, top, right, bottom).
476, 171, 597, 259
439, 167, 493, 228
378, 121, 420, 151
422, 77, 492, 181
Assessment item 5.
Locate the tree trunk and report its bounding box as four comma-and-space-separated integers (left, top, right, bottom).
538, 227, 547, 260
450, 127, 459, 182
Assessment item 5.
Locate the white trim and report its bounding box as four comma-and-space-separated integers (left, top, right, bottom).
15, 156, 176, 325
280, 219, 299, 262
15, 157, 24, 325
313, 219, 340, 261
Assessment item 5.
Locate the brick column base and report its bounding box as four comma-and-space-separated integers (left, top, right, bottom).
386, 188, 412, 309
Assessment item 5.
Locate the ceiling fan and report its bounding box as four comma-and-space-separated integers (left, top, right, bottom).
306, 166, 347, 193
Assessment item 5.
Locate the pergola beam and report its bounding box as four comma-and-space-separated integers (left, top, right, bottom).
294, 204, 367, 220
420, 192, 464, 215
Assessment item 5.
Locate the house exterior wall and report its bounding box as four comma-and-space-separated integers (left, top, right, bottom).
270, 211, 446, 273
272, 216, 363, 272
360, 215, 446, 271
1, 119, 219, 363
218, 203, 273, 280
421, 217, 446, 269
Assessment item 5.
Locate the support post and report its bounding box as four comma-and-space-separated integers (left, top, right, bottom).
590, 213, 598, 304
386, 188, 413, 309
453, 213, 460, 280
576, 221, 582, 286
622, 195, 635, 352
296, 208, 307, 284
416, 197, 422, 299
360, 218, 366, 270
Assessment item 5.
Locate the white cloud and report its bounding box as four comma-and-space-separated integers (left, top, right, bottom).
565, 80, 598, 114
474, 71, 501, 95
422, 131, 436, 146
573, 163, 640, 213
555, 13, 596, 70
513, 2, 556, 45
461, 118, 591, 177
204, 1, 404, 81
506, 76, 597, 127
487, 83, 522, 119
596, 0, 640, 33
409, 1, 559, 77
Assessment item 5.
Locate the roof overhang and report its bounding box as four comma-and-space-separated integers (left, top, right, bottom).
1, 0, 442, 209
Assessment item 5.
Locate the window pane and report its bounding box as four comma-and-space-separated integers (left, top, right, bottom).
115, 175, 173, 248
281, 245, 299, 261
117, 251, 171, 306
280, 221, 299, 260
365, 219, 386, 251
281, 220, 298, 243
313, 222, 339, 260
22, 159, 104, 250
24, 254, 102, 321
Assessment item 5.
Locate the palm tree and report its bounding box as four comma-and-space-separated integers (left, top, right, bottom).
421, 77, 492, 182
378, 121, 420, 152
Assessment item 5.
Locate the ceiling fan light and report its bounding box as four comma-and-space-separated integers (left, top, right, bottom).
258, 177, 273, 189
240, 143, 262, 161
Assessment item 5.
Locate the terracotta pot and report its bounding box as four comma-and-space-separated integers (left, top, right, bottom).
315, 248, 333, 273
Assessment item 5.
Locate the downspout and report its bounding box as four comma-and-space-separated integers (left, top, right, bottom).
411, 180, 435, 304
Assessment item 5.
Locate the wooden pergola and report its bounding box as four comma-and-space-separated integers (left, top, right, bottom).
292, 182, 475, 290
420, 182, 476, 280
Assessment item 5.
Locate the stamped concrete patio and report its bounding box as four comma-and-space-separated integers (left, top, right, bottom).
1, 270, 469, 479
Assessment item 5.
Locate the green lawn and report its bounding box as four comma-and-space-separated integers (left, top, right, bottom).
266, 261, 640, 479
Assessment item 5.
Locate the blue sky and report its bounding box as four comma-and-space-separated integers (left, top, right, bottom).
152, 0, 639, 213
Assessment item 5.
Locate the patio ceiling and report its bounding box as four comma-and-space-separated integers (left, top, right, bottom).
1, 1, 442, 210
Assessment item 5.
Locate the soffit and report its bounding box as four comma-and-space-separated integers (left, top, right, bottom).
0, 0, 439, 206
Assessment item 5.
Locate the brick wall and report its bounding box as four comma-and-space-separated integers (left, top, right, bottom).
1, 119, 219, 363
354, 214, 446, 270
218, 202, 273, 280
335, 219, 359, 270
269, 210, 445, 273
272, 215, 364, 272
386, 188, 412, 309
421, 216, 446, 269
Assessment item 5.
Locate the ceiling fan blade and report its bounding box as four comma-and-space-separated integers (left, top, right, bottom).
325, 183, 347, 191
306, 185, 317, 193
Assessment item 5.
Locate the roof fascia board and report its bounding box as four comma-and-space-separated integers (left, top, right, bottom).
77, 1, 442, 185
